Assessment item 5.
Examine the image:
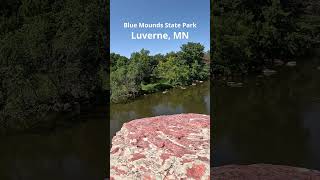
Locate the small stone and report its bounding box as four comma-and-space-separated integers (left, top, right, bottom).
274, 59, 284, 66
63, 103, 71, 111
192, 83, 196, 86
286, 61, 297, 67
227, 82, 243, 87
187, 164, 206, 179
263, 69, 277, 76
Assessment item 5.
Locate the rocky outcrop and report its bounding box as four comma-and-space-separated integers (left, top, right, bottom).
211, 164, 320, 180
110, 114, 210, 180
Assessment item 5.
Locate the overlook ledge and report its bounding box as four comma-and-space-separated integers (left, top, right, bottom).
110, 113, 210, 180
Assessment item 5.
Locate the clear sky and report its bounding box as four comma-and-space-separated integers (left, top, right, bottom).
110, 0, 210, 57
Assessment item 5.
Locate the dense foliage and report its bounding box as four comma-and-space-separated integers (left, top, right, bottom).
212, 0, 320, 76
0, 0, 108, 133
110, 42, 210, 103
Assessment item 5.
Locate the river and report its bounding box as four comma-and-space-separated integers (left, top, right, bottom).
0, 107, 108, 180
110, 81, 210, 140
213, 53, 320, 170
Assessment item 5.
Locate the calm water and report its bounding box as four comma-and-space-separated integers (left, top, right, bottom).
0, 107, 107, 180
213, 54, 320, 170
110, 81, 210, 140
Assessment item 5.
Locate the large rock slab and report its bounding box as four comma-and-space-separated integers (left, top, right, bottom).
110, 114, 210, 180
212, 164, 320, 180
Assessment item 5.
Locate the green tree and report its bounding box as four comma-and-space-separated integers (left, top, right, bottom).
156, 56, 191, 86
110, 53, 129, 71
180, 42, 205, 66
179, 42, 209, 80
130, 49, 152, 83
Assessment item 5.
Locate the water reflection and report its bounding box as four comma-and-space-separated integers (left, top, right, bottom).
213, 56, 320, 170
303, 102, 320, 168
0, 108, 107, 180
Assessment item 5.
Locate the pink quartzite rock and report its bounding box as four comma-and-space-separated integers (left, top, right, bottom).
211, 164, 320, 180
110, 113, 210, 180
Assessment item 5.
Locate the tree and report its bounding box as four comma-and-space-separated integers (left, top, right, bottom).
156, 56, 191, 86
110, 53, 129, 71
179, 42, 209, 80
180, 42, 205, 66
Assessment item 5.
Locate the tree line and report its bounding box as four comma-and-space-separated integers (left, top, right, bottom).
212, 0, 320, 76
110, 42, 210, 103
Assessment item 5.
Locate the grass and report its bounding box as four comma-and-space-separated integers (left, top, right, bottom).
141, 80, 173, 93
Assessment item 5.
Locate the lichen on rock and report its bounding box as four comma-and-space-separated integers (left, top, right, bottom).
110, 113, 210, 180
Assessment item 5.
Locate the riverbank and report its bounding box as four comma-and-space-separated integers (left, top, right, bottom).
0, 102, 108, 136
112, 79, 209, 105
141, 79, 207, 95
213, 50, 320, 87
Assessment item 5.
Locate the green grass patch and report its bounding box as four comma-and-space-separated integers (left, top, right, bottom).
141, 81, 173, 93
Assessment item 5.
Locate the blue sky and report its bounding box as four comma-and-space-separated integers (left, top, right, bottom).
110, 0, 210, 57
